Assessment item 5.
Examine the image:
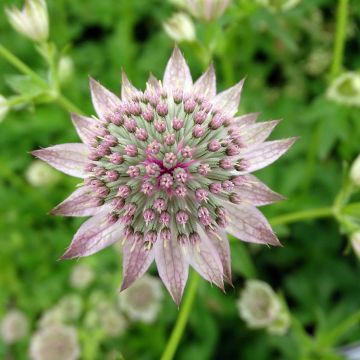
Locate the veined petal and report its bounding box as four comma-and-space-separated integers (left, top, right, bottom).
32, 143, 88, 178
155, 236, 189, 306
225, 202, 280, 246
50, 186, 104, 217
240, 120, 280, 147
163, 47, 193, 92
207, 230, 232, 285
185, 229, 224, 290
61, 212, 123, 259
212, 79, 245, 116
71, 113, 99, 145
239, 138, 297, 173
234, 174, 285, 207
89, 77, 121, 120
120, 238, 155, 291
234, 112, 260, 127
121, 70, 138, 101
146, 73, 161, 91
193, 64, 216, 99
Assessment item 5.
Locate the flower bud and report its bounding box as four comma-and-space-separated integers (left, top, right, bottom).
58, 56, 74, 84
350, 154, 360, 186
5, 0, 49, 42
0, 95, 9, 122
350, 231, 360, 258
256, 0, 301, 12
185, 0, 230, 21
236, 280, 282, 329
327, 72, 360, 107
25, 160, 60, 187
163, 12, 195, 43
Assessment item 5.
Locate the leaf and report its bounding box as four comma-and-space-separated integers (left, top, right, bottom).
5, 74, 45, 98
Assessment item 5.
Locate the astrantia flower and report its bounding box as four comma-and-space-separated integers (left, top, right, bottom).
327, 72, 360, 107
32, 47, 295, 305
69, 264, 94, 290
0, 309, 28, 344
29, 324, 80, 360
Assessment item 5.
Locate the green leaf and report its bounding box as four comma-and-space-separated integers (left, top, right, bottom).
5, 74, 45, 98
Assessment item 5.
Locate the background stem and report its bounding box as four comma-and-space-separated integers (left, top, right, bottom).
330, 0, 349, 79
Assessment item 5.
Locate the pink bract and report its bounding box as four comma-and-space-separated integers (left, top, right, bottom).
32, 48, 296, 305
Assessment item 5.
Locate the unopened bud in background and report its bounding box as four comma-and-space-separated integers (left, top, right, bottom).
58, 56, 74, 84
350, 155, 360, 186
0, 95, 9, 122
5, 0, 49, 43
25, 160, 60, 187
163, 13, 196, 43
186, 0, 231, 21
327, 72, 360, 107
256, 0, 301, 12
350, 231, 360, 258
0, 309, 29, 344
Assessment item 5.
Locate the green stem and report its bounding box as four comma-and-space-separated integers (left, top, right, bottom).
269, 207, 334, 226
161, 206, 335, 360
160, 271, 199, 360
0, 43, 83, 114
330, 0, 349, 79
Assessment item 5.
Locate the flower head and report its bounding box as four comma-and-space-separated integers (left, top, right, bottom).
0, 309, 28, 344
32, 47, 295, 305
29, 324, 80, 360
5, 0, 49, 43
118, 274, 163, 323
57, 295, 83, 321
237, 280, 281, 329
163, 12, 196, 43
185, 0, 231, 21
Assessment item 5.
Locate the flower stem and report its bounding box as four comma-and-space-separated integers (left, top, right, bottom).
0, 43, 83, 114
160, 271, 199, 360
330, 0, 349, 79
161, 206, 335, 360
269, 207, 334, 226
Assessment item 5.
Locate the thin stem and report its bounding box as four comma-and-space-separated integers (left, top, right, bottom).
330, 0, 349, 79
0, 43, 84, 115
160, 271, 199, 360
269, 207, 334, 226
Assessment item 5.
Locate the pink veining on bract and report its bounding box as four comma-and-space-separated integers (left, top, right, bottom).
32, 47, 296, 305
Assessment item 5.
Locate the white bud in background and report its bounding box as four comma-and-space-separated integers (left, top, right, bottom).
327, 72, 360, 107
58, 56, 74, 84
237, 280, 281, 329
0, 95, 9, 122
57, 295, 83, 322
350, 231, 360, 258
350, 155, 360, 186
256, 0, 301, 11
186, 0, 231, 21
25, 160, 60, 187
5, 0, 49, 43
118, 275, 163, 323
0, 309, 28, 344
163, 13, 196, 43
37, 308, 63, 329
99, 308, 127, 337
69, 264, 94, 290
29, 324, 80, 360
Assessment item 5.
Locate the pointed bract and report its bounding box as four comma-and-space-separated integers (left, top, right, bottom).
147, 74, 161, 91
239, 138, 297, 173
234, 112, 260, 127
121, 70, 138, 101
212, 79, 245, 116
155, 236, 189, 306
89, 77, 121, 120
225, 203, 281, 246
31, 143, 88, 178
163, 47, 193, 92
120, 239, 155, 291
193, 64, 216, 98
235, 174, 285, 207
240, 120, 280, 147
61, 212, 123, 259
51, 186, 104, 217
71, 113, 99, 146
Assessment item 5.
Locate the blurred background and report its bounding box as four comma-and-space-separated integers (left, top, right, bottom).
0, 0, 360, 359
